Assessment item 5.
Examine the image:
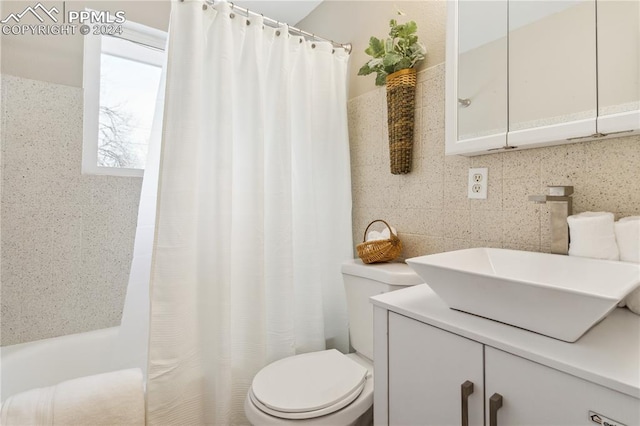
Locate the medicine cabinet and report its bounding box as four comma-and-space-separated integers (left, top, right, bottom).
445, 0, 640, 156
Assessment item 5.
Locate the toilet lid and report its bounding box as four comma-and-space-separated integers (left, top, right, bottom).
249, 380, 366, 420
251, 349, 368, 415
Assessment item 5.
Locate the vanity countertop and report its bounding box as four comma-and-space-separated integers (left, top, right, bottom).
371, 284, 640, 399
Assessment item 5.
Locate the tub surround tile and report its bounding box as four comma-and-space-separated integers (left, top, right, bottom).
539, 144, 582, 188
349, 64, 640, 263
1, 75, 141, 346
410, 108, 424, 160
502, 205, 541, 247
444, 155, 471, 211
395, 208, 443, 237
502, 148, 542, 180
470, 240, 503, 249
470, 210, 503, 243
502, 177, 540, 210
422, 97, 445, 136
583, 137, 640, 176
573, 174, 640, 214
502, 241, 542, 253
399, 233, 444, 260
423, 129, 446, 160
443, 209, 471, 240
442, 238, 474, 253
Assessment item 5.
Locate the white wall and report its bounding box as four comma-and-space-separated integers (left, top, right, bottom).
1, 0, 171, 87
297, 1, 447, 99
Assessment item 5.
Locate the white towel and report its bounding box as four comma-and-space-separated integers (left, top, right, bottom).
380, 226, 397, 239
366, 226, 397, 242
366, 230, 384, 241
0, 368, 145, 426
615, 216, 640, 263
568, 212, 626, 307
626, 289, 640, 315
568, 212, 619, 261
614, 216, 640, 315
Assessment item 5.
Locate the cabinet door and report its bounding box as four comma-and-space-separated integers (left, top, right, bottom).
508, 0, 597, 145
388, 313, 484, 426
485, 347, 640, 426
597, 0, 640, 134
445, 0, 508, 155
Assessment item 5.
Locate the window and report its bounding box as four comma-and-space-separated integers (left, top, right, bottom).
83, 17, 166, 176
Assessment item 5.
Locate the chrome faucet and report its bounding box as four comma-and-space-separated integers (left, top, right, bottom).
529, 186, 574, 255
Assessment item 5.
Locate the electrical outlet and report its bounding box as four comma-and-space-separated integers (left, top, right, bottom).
468, 168, 488, 199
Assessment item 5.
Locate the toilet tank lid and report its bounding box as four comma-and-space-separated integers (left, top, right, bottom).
342, 259, 424, 286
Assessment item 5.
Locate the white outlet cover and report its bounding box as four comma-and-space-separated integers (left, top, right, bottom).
468, 168, 488, 199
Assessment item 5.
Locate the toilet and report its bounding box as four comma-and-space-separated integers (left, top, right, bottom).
244, 259, 423, 425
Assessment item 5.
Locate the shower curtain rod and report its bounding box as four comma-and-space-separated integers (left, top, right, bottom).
191, 0, 352, 54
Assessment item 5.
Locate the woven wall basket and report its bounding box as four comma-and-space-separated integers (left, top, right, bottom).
386, 68, 417, 175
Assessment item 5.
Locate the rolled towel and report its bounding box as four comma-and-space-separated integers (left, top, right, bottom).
366, 230, 383, 241
626, 288, 640, 316
366, 226, 397, 242
568, 212, 619, 261
1, 368, 145, 426
615, 216, 640, 263
380, 226, 398, 239
614, 216, 640, 314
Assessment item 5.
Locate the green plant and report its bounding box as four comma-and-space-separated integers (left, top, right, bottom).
358, 13, 427, 86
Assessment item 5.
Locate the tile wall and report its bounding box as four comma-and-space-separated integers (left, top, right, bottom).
1, 75, 141, 345
348, 63, 640, 259
3, 62, 639, 344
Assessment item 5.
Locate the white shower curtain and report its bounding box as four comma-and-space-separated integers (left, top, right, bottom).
145, 1, 353, 424
114, 52, 167, 379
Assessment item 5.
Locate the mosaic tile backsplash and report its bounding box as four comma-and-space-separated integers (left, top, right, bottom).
348, 63, 640, 260
1, 75, 141, 345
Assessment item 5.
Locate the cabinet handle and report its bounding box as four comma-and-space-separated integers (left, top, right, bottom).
460, 380, 474, 426
489, 393, 503, 426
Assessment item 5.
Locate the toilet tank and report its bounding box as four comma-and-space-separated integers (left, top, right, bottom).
341, 259, 424, 360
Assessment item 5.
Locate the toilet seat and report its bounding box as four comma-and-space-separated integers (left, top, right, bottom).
248, 381, 365, 420
249, 349, 368, 420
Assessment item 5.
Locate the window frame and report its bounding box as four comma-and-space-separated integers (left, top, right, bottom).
82, 15, 167, 177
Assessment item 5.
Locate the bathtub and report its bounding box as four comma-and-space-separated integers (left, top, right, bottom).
1, 327, 126, 401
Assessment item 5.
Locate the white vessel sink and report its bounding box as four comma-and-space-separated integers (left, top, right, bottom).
406, 248, 640, 342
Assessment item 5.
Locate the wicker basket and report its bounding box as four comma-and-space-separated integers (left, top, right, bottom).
386, 68, 417, 175
356, 220, 403, 264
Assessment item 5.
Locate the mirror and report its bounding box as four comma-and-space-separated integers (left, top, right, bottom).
447, 0, 640, 156
508, 0, 597, 132
457, 0, 508, 141
597, 0, 640, 118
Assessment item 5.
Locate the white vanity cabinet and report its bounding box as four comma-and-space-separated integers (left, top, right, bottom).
485, 347, 640, 426
372, 285, 640, 426
388, 313, 484, 426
